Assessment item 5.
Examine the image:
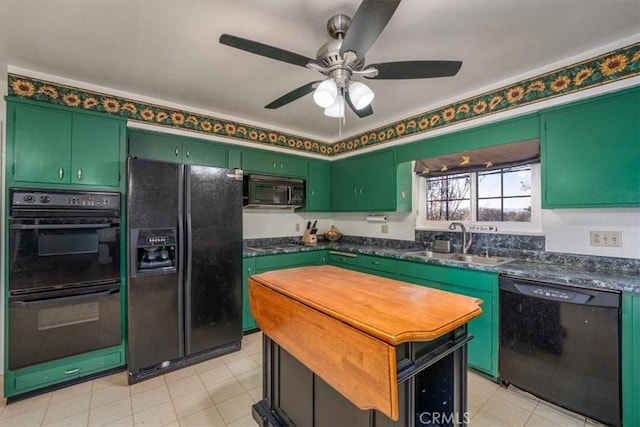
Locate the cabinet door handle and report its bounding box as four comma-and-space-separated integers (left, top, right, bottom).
372, 261, 380, 265
272, 161, 277, 168
77, 167, 83, 181
64, 368, 80, 375
311, 190, 315, 195
359, 187, 364, 196
186, 149, 190, 158
280, 163, 283, 169
58, 166, 64, 180
353, 187, 358, 196
175, 147, 180, 157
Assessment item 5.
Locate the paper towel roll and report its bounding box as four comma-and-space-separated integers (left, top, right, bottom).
366, 215, 388, 223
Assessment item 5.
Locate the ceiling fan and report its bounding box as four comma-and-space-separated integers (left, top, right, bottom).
219, 0, 462, 119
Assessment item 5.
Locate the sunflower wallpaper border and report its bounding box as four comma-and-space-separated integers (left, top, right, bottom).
7, 41, 640, 157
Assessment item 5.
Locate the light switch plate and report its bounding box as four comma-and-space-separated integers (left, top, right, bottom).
590, 231, 622, 247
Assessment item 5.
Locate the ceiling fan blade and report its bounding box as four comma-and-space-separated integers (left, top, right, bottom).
345, 94, 373, 118
220, 34, 317, 68
340, 0, 401, 59
265, 81, 320, 109
364, 60, 463, 79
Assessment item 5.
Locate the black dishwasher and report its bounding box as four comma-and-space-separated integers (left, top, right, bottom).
499, 275, 621, 427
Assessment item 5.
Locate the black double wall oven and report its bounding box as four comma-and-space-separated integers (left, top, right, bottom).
8, 189, 122, 371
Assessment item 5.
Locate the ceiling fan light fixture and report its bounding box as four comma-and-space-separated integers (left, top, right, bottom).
324, 95, 345, 118
348, 81, 374, 110
313, 78, 338, 108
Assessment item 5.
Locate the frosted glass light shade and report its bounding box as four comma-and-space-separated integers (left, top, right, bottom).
324, 95, 345, 118
313, 79, 338, 108
348, 81, 374, 110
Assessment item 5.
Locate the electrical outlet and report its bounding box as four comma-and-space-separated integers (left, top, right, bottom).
381, 224, 389, 234
590, 231, 622, 247
295, 223, 300, 232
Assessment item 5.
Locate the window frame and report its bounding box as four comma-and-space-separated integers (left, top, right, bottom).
415, 162, 542, 233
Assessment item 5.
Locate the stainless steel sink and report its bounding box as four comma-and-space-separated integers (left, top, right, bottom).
402, 250, 513, 266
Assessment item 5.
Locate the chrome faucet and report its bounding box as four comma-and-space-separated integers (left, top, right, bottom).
449, 222, 473, 254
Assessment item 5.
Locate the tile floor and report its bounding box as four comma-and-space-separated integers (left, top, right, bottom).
0, 331, 603, 426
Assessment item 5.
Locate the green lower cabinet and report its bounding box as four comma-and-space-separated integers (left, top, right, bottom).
254, 251, 325, 273
622, 292, 640, 427
243, 250, 327, 333
356, 254, 396, 279
327, 251, 358, 269
4, 346, 124, 398
397, 260, 499, 377
242, 257, 258, 332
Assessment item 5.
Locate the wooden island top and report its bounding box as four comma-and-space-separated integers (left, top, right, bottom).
248, 265, 483, 421
250, 265, 482, 345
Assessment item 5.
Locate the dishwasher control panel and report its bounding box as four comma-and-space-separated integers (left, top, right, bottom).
530, 287, 574, 300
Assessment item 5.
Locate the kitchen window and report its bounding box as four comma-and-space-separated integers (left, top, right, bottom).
416, 163, 541, 232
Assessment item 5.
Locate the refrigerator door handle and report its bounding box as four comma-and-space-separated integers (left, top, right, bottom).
184, 165, 193, 355
177, 164, 186, 358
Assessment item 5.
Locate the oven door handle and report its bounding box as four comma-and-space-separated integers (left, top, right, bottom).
10, 223, 114, 230
9, 288, 120, 307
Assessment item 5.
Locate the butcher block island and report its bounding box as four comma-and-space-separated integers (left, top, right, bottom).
249, 265, 483, 427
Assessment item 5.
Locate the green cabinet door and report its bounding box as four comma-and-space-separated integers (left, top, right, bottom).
128, 130, 186, 163
129, 129, 230, 168
396, 260, 498, 377
183, 140, 227, 168
330, 150, 400, 212
622, 292, 640, 427
71, 114, 122, 186
356, 254, 396, 279
361, 150, 396, 211
255, 251, 324, 272
307, 159, 331, 211
243, 149, 308, 177
243, 257, 258, 332
542, 87, 640, 208
12, 103, 72, 184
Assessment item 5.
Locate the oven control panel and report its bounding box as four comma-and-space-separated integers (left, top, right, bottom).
11, 189, 120, 210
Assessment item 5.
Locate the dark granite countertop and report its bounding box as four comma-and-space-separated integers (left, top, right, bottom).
243, 241, 640, 295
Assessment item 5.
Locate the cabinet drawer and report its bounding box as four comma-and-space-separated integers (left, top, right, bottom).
255, 251, 322, 272
357, 254, 396, 275
13, 350, 122, 392
327, 251, 357, 267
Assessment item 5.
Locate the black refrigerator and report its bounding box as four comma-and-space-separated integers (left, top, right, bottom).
127, 158, 243, 383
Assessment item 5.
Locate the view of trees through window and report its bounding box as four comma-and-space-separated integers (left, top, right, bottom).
426, 173, 471, 220
425, 166, 532, 222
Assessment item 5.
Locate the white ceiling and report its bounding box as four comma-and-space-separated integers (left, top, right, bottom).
3, 0, 640, 142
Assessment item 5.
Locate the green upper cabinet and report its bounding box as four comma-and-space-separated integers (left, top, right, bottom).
8, 99, 125, 188
128, 129, 227, 168
541, 87, 640, 208
182, 139, 227, 168
306, 159, 331, 212
242, 149, 308, 178
332, 149, 408, 212
71, 115, 122, 186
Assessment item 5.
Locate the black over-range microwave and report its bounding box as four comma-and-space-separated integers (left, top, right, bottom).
243, 174, 306, 209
